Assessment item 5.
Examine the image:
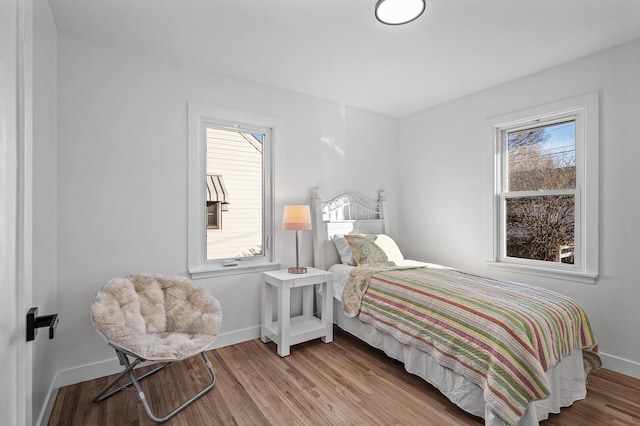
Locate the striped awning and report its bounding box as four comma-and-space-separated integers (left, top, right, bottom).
206, 175, 229, 203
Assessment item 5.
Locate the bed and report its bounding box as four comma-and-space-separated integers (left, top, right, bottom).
309, 187, 601, 426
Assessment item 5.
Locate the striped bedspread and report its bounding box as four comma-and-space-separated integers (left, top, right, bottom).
342, 264, 601, 425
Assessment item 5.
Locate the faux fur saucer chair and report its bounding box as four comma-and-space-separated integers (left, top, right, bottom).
90, 273, 222, 423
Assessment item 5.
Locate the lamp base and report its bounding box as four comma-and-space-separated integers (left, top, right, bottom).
287, 267, 307, 274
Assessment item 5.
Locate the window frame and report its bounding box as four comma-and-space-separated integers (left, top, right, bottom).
487, 93, 599, 284
188, 102, 280, 278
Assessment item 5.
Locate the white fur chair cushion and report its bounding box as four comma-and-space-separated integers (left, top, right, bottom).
90, 273, 222, 361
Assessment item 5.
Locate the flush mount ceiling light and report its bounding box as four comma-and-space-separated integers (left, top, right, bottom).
375, 0, 426, 25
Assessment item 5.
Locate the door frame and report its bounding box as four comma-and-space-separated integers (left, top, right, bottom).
1, 0, 34, 424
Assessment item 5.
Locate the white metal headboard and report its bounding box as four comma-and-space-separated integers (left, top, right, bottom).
310, 186, 390, 270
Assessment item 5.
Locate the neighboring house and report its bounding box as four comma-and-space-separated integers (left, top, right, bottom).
206, 129, 263, 260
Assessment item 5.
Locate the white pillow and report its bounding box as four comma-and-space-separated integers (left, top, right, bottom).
332, 235, 355, 265
373, 234, 404, 264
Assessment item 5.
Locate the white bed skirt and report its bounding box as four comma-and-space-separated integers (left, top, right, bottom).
333, 300, 588, 426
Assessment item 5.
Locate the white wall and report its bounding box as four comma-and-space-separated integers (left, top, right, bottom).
55, 33, 399, 384
398, 39, 640, 378
32, 0, 59, 420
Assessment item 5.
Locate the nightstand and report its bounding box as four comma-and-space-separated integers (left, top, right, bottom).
261, 267, 333, 357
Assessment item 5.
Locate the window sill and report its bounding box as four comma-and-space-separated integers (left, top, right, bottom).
486, 261, 597, 285
189, 262, 281, 279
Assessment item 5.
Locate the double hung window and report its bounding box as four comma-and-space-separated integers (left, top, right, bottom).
489, 94, 599, 283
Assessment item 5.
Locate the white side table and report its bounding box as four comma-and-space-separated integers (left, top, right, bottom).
261, 267, 333, 357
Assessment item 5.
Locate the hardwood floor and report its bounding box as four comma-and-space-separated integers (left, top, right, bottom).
49, 327, 640, 425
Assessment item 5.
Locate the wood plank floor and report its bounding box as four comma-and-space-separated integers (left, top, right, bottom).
49, 327, 640, 425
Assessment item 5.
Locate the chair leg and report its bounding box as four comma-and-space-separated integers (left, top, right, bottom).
93, 350, 171, 403
94, 349, 217, 424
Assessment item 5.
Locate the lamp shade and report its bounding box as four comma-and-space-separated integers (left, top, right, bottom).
282, 205, 312, 231
375, 0, 426, 25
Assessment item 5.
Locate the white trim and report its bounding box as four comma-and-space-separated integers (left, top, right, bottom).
17, 1, 35, 424
188, 102, 278, 278
35, 381, 58, 426
54, 327, 262, 388
599, 352, 640, 380
486, 261, 596, 284
0, 3, 21, 425
487, 93, 599, 283
209, 326, 261, 350
55, 357, 123, 389
189, 261, 280, 279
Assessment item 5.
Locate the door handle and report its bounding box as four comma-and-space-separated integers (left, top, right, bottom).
26, 307, 59, 342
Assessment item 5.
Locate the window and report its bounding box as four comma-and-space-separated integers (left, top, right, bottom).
207, 202, 220, 229
505, 120, 577, 263
188, 102, 279, 278
489, 94, 599, 283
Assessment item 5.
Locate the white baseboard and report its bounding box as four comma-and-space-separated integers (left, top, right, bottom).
599, 352, 640, 379
56, 355, 123, 388
36, 379, 58, 426
210, 325, 261, 350
55, 326, 261, 388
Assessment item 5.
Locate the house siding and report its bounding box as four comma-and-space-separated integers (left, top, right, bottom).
206, 128, 263, 259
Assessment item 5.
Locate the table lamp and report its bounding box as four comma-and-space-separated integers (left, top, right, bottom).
282, 204, 312, 274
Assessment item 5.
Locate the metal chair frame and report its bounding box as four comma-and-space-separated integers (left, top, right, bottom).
93, 344, 216, 423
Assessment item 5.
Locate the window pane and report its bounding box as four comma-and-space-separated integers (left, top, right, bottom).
206, 127, 263, 260
207, 202, 219, 229
505, 195, 575, 264
508, 121, 575, 191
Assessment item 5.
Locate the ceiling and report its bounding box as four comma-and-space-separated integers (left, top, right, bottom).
48, 0, 640, 117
